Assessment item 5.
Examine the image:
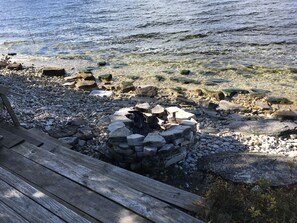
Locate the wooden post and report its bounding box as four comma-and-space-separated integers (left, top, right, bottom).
0, 86, 20, 126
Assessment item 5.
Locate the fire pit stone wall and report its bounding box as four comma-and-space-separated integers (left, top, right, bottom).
107, 103, 198, 171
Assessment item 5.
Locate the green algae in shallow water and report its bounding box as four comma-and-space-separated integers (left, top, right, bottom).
222, 88, 250, 97
267, 97, 292, 105
155, 75, 166, 82
170, 77, 200, 84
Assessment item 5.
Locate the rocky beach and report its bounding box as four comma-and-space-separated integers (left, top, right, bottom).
1, 55, 297, 221
1, 55, 297, 183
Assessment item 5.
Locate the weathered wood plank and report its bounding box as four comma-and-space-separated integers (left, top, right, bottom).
0, 95, 20, 126
0, 166, 91, 223
0, 148, 151, 223
11, 142, 203, 223
0, 200, 30, 223
35, 134, 209, 212
0, 127, 24, 148
1, 125, 43, 147
0, 85, 9, 95
28, 127, 72, 149
0, 178, 65, 223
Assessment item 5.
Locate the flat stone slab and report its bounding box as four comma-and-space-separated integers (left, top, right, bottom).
198, 152, 297, 186
143, 133, 166, 148
229, 119, 297, 136
160, 125, 192, 141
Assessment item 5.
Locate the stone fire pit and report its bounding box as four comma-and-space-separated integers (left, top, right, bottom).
107, 103, 198, 171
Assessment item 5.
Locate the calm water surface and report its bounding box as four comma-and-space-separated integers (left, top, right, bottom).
0, 0, 297, 68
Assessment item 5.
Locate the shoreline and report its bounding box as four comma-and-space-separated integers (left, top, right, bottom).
1, 55, 297, 221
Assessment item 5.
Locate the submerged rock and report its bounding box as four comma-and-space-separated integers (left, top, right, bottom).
7, 63, 23, 70
267, 97, 292, 105
135, 85, 158, 97
42, 67, 65, 77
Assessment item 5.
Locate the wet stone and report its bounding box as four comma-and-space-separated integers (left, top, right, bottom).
42, 67, 65, 77
273, 111, 297, 121
7, 63, 23, 71
135, 85, 158, 97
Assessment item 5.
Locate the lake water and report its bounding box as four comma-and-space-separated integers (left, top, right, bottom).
0, 0, 297, 69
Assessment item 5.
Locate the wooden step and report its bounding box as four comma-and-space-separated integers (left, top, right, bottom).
0, 166, 91, 223
29, 128, 209, 212
10, 142, 204, 223
0, 148, 150, 223
1, 125, 43, 147
28, 127, 72, 149
0, 127, 24, 148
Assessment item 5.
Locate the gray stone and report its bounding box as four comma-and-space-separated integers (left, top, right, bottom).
113, 107, 134, 116
78, 140, 86, 146
160, 125, 192, 141
151, 105, 165, 115
135, 85, 158, 97
134, 145, 144, 152
58, 136, 78, 146
229, 119, 297, 136
118, 143, 130, 149
114, 146, 134, 155
165, 149, 187, 167
143, 146, 158, 156
135, 103, 150, 112
76, 80, 98, 91
109, 127, 132, 143
109, 115, 133, 126
143, 133, 166, 148
127, 134, 145, 146
108, 121, 125, 132
198, 152, 297, 186
175, 110, 196, 122
158, 144, 175, 154
173, 138, 184, 146
217, 100, 246, 112
180, 119, 197, 127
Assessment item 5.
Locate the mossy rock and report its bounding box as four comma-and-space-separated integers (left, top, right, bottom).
250, 88, 271, 94
99, 74, 112, 81
170, 77, 200, 84
97, 61, 107, 66
180, 70, 191, 75
155, 75, 166, 82
222, 88, 249, 97
172, 87, 186, 94
267, 97, 292, 105
121, 81, 135, 93
128, 75, 140, 80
